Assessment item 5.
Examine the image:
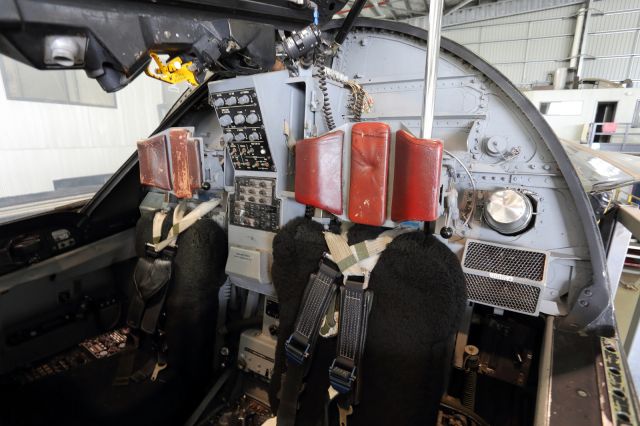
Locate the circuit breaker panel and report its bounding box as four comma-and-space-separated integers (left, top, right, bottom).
209, 71, 311, 295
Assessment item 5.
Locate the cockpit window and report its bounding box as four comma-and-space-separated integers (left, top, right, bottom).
0, 54, 188, 224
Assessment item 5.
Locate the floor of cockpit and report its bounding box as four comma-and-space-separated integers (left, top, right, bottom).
0, 340, 201, 426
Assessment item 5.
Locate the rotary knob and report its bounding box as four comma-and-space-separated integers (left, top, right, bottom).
238, 94, 251, 105
219, 114, 232, 127
222, 133, 234, 143
248, 132, 260, 141
234, 114, 245, 125
213, 97, 224, 107
246, 113, 259, 125
225, 96, 237, 106
483, 189, 533, 235
234, 133, 246, 142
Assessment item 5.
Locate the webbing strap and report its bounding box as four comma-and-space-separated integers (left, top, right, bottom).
329, 278, 373, 402
324, 227, 411, 278
285, 261, 340, 366
278, 260, 341, 426
151, 198, 220, 252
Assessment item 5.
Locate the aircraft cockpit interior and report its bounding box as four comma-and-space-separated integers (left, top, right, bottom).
0, 1, 637, 425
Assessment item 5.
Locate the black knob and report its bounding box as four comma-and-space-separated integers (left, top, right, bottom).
440, 227, 454, 239
201, 182, 211, 190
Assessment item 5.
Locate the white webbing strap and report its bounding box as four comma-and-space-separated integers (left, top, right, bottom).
323, 227, 412, 284
151, 198, 221, 252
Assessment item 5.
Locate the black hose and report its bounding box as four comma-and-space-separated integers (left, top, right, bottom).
333, 0, 367, 46
184, 369, 233, 426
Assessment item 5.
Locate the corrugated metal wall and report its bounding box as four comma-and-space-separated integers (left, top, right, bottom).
406, 0, 640, 87
584, 0, 640, 82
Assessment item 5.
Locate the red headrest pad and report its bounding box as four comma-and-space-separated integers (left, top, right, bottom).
349, 122, 391, 226
391, 130, 443, 222
137, 133, 172, 191
295, 130, 344, 214
169, 128, 202, 199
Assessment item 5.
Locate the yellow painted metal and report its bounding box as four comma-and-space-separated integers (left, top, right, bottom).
144, 52, 199, 86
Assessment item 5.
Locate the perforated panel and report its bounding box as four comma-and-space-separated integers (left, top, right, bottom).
463, 240, 547, 283
465, 274, 541, 315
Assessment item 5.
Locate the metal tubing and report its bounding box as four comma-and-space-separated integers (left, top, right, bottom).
576, 0, 592, 80
334, 0, 368, 46
421, 0, 445, 139
569, 6, 586, 70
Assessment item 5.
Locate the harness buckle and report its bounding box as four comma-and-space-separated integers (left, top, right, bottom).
144, 243, 178, 259
328, 359, 356, 394
344, 273, 370, 289
285, 335, 311, 366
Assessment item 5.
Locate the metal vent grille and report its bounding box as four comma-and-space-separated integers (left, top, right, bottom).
463, 241, 547, 283
465, 274, 541, 315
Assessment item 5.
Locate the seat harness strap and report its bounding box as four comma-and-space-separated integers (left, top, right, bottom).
324, 228, 411, 424
118, 199, 220, 386
277, 259, 342, 426
276, 227, 411, 425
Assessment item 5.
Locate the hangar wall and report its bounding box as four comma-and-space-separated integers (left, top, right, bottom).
406, 0, 640, 88
0, 56, 179, 200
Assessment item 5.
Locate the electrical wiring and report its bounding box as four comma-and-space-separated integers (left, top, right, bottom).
444, 149, 477, 228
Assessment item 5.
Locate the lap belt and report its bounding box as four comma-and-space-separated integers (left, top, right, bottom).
278, 259, 341, 426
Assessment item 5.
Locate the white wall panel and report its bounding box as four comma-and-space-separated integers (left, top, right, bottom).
478, 40, 528, 63
0, 66, 167, 198
589, 31, 637, 56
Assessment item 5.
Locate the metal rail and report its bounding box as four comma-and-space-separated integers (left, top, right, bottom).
421, 0, 444, 139
587, 122, 640, 153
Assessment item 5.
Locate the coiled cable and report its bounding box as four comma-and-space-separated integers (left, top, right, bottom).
315, 53, 336, 130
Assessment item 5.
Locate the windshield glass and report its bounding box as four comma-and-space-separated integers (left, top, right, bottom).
0, 54, 188, 224
559, 139, 640, 193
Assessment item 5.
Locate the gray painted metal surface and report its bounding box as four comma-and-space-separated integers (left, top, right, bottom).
324, 18, 612, 333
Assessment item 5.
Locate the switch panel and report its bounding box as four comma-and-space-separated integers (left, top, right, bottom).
209, 88, 275, 171
230, 177, 281, 232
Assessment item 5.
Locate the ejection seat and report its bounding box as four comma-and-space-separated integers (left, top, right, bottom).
2, 128, 228, 426
268, 123, 467, 425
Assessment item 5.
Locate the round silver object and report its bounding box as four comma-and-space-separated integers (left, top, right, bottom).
484, 189, 533, 235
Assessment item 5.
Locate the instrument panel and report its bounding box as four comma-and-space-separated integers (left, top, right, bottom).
210, 88, 275, 171
230, 177, 281, 232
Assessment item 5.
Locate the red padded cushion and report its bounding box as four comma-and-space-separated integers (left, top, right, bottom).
295, 131, 344, 214
137, 133, 171, 191
169, 128, 197, 199
348, 122, 391, 226
391, 130, 443, 222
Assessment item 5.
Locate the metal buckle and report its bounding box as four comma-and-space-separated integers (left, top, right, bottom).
344, 273, 370, 289
285, 335, 311, 366
328, 359, 356, 394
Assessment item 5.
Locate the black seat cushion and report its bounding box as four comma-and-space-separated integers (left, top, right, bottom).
269, 218, 466, 425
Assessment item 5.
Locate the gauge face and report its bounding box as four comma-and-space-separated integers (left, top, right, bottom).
484, 189, 533, 234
